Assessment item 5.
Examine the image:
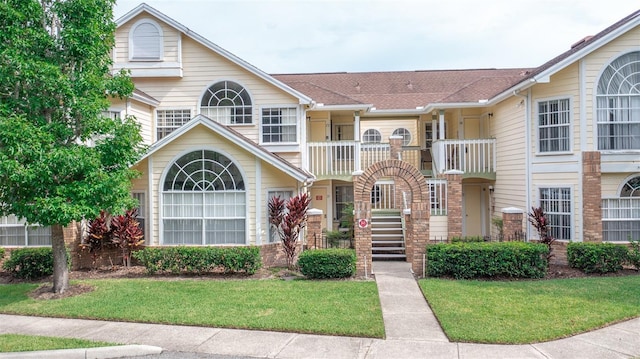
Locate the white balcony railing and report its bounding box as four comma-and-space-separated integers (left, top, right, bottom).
432, 139, 496, 175
307, 141, 390, 177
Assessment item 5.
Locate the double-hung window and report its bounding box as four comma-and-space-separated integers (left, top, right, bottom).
157, 109, 191, 140
262, 107, 297, 143
539, 187, 572, 241
538, 98, 570, 152
0, 215, 51, 246
267, 190, 293, 242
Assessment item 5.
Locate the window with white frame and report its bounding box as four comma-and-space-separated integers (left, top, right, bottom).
424, 121, 444, 148
392, 128, 411, 146
538, 98, 570, 152
201, 81, 252, 125
335, 185, 353, 221
157, 109, 191, 140
539, 187, 572, 241
262, 107, 297, 143
102, 110, 121, 121
130, 20, 162, 60
132, 192, 146, 239
602, 175, 640, 241
267, 190, 293, 242
162, 150, 245, 245
362, 129, 381, 143
596, 51, 640, 150
0, 215, 51, 246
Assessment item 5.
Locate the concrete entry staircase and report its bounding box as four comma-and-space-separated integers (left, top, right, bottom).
371, 210, 406, 261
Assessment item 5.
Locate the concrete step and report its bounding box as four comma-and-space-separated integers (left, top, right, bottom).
372, 247, 405, 251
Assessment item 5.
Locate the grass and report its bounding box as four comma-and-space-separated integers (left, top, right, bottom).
0, 279, 384, 338
419, 276, 640, 344
0, 334, 114, 352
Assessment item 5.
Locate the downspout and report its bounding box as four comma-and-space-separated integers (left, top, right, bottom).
513, 89, 531, 240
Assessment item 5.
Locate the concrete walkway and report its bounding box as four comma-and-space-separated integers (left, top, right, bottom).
2, 262, 640, 358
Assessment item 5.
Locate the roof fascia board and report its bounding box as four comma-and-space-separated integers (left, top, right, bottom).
116, 5, 312, 105
130, 92, 160, 107
139, 116, 313, 182
311, 104, 373, 111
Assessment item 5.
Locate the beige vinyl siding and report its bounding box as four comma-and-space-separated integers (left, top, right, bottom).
429, 216, 448, 241
601, 173, 634, 197
128, 100, 154, 145
360, 118, 419, 145
582, 25, 640, 151
490, 96, 527, 212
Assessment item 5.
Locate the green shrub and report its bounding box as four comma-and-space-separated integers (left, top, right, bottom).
132, 246, 262, 275
0, 247, 5, 259
298, 249, 356, 279
450, 236, 485, 243
628, 238, 640, 271
2, 247, 57, 279
426, 242, 548, 279
567, 242, 628, 274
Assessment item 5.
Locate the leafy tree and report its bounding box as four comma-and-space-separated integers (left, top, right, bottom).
0, 0, 144, 293
268, 193, 311, 269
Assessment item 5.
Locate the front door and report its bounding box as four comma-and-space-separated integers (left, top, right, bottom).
463, 184, 485, 237
310, 186, 328, 230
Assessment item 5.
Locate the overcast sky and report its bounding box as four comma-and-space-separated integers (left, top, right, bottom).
114, 0, 639, 74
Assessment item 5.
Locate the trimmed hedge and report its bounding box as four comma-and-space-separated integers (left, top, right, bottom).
0, 247, 5, 259
427, 242, 549, 279
567, 242, 628, 274
2, 247, 55, 279
298, 249, 356, 279
132, 246, 262, 274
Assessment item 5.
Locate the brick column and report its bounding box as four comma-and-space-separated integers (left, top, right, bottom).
582, 152, 602, 242
63, 221, 83, 270
353, 171, 372, 278
389, 136, 403, 161
408, 202, 429, 276
501, 207, 524, 241
306, 209, 323, 249
445, 170, 463, 239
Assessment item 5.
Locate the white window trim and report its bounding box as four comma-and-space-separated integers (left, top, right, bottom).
198, 79, 255, 126
259, 104, 300, 146
392, 127, 412, 146
362, 128, 382, 143
158, 147, 250, 246
155, 108, 193, 141
128, 19, 164, 61
534, 96, 573, 156
534, 185, 574, 242
132, 191, 147, 240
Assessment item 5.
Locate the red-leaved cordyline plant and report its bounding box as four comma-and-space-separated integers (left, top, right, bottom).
269, 193, 311, 270
528, 206, 555, 261
82, 211, 112, 268
109, 208, 145, 267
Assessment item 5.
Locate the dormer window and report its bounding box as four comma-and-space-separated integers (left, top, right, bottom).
130, 19, 163, 60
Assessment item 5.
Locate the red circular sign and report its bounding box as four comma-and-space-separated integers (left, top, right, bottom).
358, 219, 368, 228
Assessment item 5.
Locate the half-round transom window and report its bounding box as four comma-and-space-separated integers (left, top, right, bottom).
620, 176, 640, 197
392, 128, 411, 146
162, 150, 245, 245
596, 51, 640, 150
200, 81, 252, 124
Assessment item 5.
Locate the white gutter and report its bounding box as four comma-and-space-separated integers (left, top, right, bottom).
310, 103, 372, 112
513, 89, 532, 240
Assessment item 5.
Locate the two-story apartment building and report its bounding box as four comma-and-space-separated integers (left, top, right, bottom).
2, 4, 639, 274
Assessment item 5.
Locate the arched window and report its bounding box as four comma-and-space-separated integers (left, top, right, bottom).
620, 176, 640, 197
130, 20, 163, 60
362, 129, 382, 143
162, 150, 246, 245
392, 128, 411, 146
200, 81, 252, 124
596, 51, 640, 150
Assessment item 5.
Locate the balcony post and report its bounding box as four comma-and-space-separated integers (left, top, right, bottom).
438, 110, 445, 140
354, 111, 361, 172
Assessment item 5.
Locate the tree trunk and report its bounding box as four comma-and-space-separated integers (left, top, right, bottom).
51, 224, 69, 294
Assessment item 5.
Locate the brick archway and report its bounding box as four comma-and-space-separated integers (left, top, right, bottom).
353, 159, 430, 277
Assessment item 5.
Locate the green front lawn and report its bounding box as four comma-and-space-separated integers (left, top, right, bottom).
420, 276, 640, 344
0, 279, 384, 338
0, 334, 114, 352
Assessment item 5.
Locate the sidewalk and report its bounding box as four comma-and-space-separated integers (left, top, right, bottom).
0, 262, 639, 358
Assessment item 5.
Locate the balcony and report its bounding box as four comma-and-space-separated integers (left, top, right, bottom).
307, 138, 496, 179
432, 139, 496, 178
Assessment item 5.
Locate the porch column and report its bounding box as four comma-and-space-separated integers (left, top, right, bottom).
354, 111, 361, 172
306, 208, 323, 249
502, 207, 524, 241
408, 202, 429, 276
438, 110, 445, 140
445, 170, 463, 239
389, 135, 403, 160
582, 152, 602, 242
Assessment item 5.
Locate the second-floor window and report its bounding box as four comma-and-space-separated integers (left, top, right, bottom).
362, 129, 381, 143
130, 20, 163, 60
157, 109, 191, 140
538, 98, 570, 153
392, 128, 411, 146
262, 107, 297, 143
597, 51, 640, 151
201, 81, 252, 125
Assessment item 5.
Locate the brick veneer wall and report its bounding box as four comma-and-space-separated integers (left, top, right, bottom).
306, 210, 323, 249
445, 172, 463, 239
502, 208, 524, 240
582, 152, 602, 242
